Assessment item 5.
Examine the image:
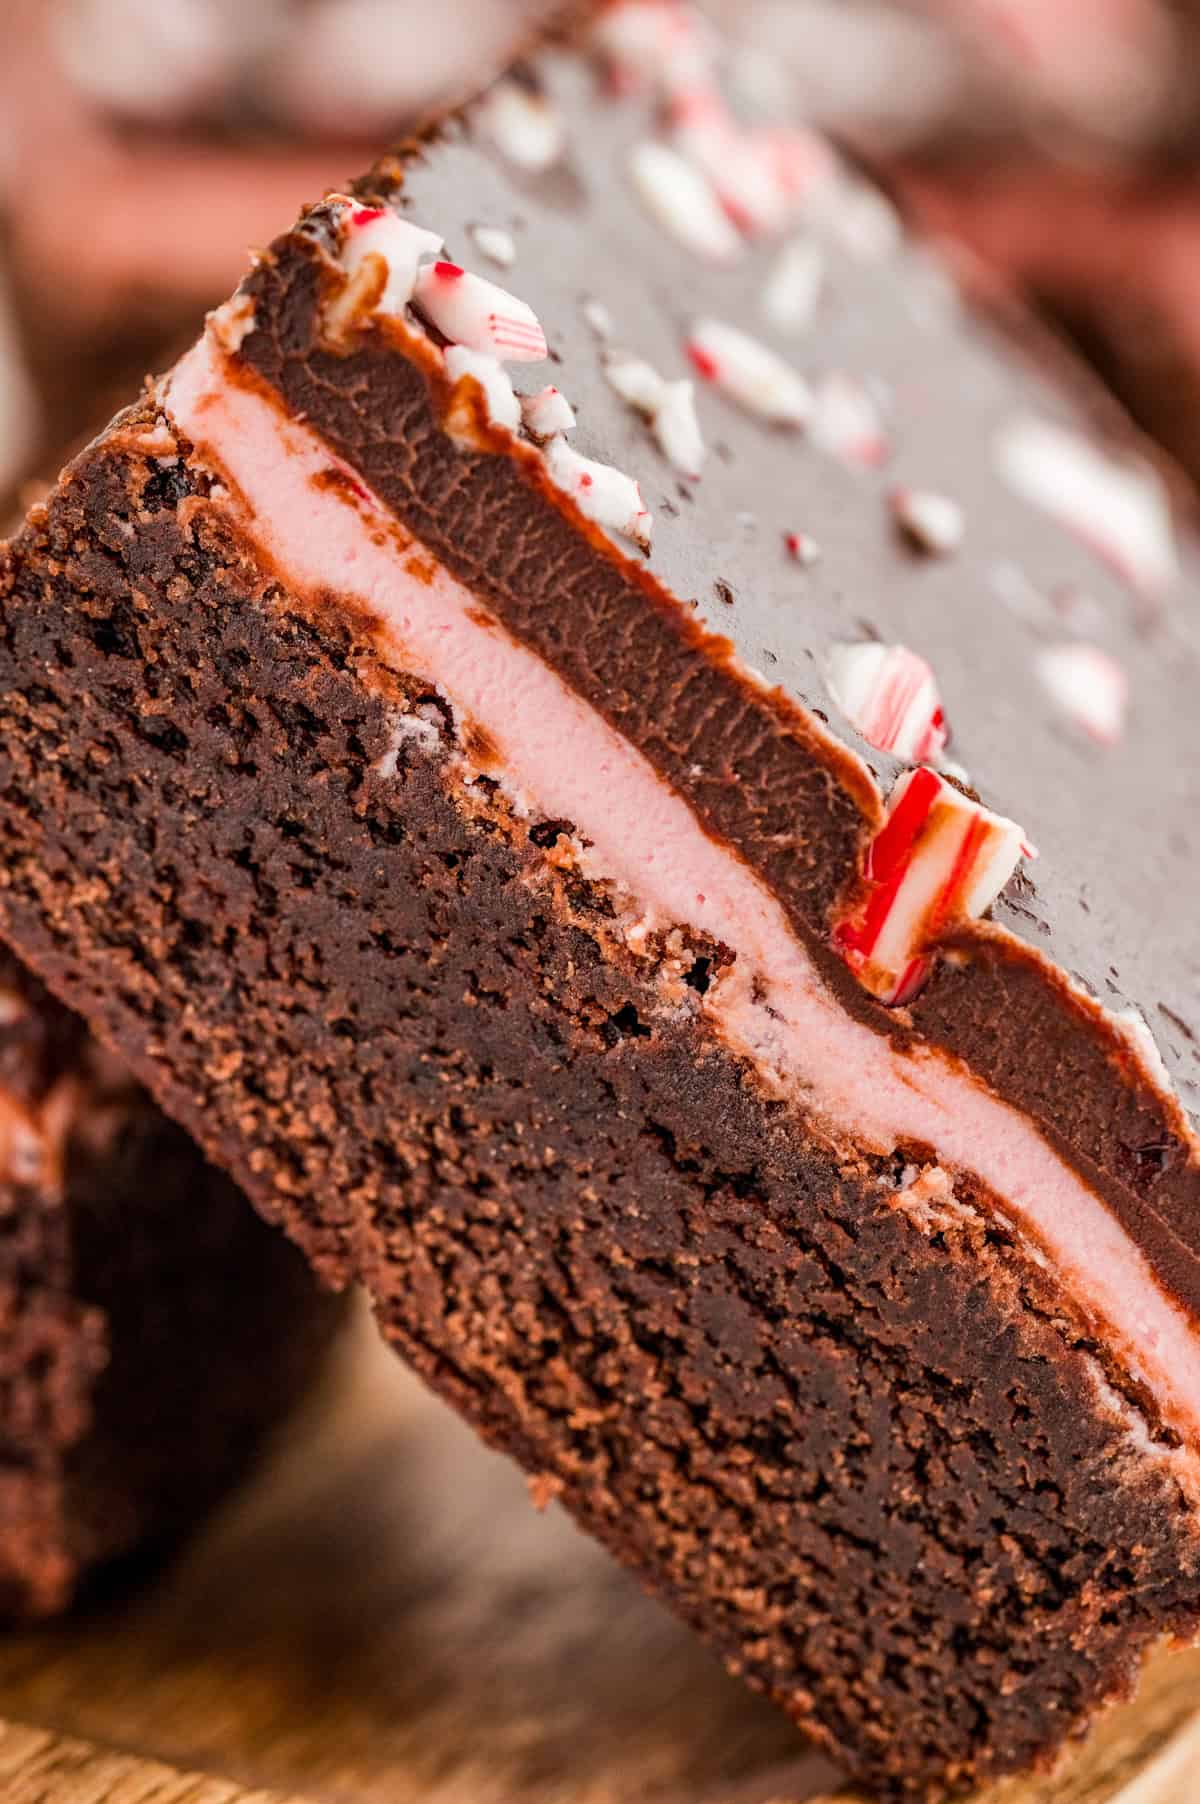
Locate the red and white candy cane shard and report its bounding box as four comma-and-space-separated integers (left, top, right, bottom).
333, 199, 443, 313
1037, 642, 1128, 746
827, 642, 949, 764
653, 378, 706, 477
995, 415, 1178, 600
834, 767, 1032, 1006
669, 91, 795, 238
520, 385, 577, 441
545, 437, 654, 551
592, 0, 716, 97
628, 142, 744, 264
785, 530, 821, 566
890, 486, 966, 556
443, 346, 521, 433
414, 262, 548, 363
810, 372, 890, 468
762, 238, 825, 334
686, 319, 812, 427
759, 125, 841, 208
475, 78, 567, 172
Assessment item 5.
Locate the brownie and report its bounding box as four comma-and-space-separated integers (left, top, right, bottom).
0, 943, 342, 1618
2, 2, 1200, 1792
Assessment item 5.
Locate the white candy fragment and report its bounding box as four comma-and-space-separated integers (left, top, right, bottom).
1114, 1007, 1174, 1094
995, 416, 1177, 600
414, 262, 547, 362
469, 224, 517, 268
818, 179, 904, 261
762, 238, 825, 333
1037, 643, 1128, 746
628, 142, 743, 263
653, 380, 705, 478
583, 298, 614, 339
545, 438, 653, 550
333, 199, 444, 313
521, 385, 577, 440
443, 346, 521, 433
207, 293, 257, 354
890, 486, 965, 556
603, 351, 667, 415
603, 352, 705, 477
826, 642, 948, 764
685, 319, 811, 428
476, 78, 566, 171
810, 372, 889, 467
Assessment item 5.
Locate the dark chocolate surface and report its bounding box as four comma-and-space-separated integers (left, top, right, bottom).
371, 39, 1200, 1121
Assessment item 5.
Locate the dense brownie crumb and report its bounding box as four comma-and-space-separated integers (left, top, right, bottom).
0, 420, 1197, 1790
0, 942, 343, 1619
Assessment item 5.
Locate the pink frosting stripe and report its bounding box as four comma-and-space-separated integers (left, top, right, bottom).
165, 332, 1200, 1450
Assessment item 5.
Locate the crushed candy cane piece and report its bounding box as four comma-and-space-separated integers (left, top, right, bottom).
333, 198, 443, 314
995, 416, 1177, 599
670, 94, 794, 238
469, 224, 517, 268
521, 385, 577, 440
827, 643, 949, 764
835, 767, 1032, 1006
653, 379, 705, 477
1037, 643, 1128, 746
818, 179, 904, 261
762, 238, 825, 333
583, 298, 614, 339
810, 372, 889, 467
890, 487, 965, 556
759, 125, 841, 209
603, 351, 705, 477
208, 293, 257, 354
1114, 1006, 1174, 1093
476, 78, 566, 172
592, 0, 716, 98
545, 438, 653, 550
686, 319, 811, 427
603, 350, 667, 415
414, 262, 547, 362
785, 530, 821, 566
628, 142, 743, 263
443, 346, 521, 433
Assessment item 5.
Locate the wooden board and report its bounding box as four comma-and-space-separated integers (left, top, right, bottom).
0, 1307, 1197, 1804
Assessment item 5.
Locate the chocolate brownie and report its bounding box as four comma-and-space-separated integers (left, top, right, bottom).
0, 943, 341, 1618
2, 2, 1200, 1792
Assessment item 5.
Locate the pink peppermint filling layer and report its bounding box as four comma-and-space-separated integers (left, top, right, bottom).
166, 331, 1200, 1455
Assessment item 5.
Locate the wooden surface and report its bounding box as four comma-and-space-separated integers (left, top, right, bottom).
0, 1306, 1197, 1804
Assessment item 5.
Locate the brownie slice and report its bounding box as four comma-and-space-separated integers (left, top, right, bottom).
0, 943, 341, 1618
3, 3, 1200, 1792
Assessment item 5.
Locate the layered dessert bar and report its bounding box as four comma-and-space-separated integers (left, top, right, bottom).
3, 2, 1200, 1790
0, 943, 340, 1617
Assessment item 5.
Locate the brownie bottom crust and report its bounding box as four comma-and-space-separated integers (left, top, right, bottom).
0, 947, 343, 1620
1, 419, 1199, 1792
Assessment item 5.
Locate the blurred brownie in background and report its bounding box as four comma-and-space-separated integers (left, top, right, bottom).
0, 944, 344, 1619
